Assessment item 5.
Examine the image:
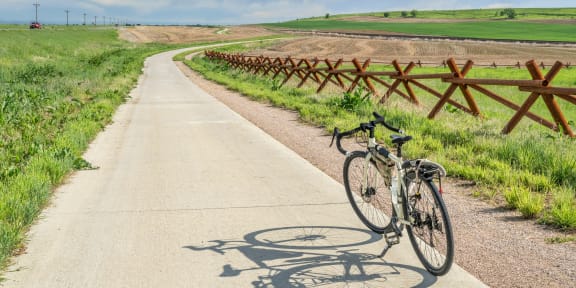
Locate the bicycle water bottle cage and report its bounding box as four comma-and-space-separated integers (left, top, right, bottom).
390, 135, 413, 145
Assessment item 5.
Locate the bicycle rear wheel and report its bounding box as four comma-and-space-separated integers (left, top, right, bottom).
343, 151, 393, 234
405, 178, 454, 276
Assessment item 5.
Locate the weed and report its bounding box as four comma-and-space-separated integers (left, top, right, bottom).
545, 236, 576, 244
331, 87, 372, 112
541, 187, 576, 230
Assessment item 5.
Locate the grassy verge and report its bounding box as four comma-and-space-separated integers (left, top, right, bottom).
0, 27, 223, 269
184, 45, 576, 231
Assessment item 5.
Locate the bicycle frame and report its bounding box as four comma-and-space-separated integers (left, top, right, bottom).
363, 136, 410, 228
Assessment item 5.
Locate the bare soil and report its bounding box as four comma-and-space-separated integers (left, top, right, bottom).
122, 26, 576, 287
120, 25, 576, 66
250, 36, 576, 66
118, 25, 276, 44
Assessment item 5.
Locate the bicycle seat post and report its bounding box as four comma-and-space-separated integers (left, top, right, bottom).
396, 144, 403, 158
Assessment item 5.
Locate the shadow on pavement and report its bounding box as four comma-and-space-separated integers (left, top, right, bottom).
184, 226, 437, 287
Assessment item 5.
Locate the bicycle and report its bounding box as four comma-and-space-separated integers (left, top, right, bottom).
330, 112, 454, 276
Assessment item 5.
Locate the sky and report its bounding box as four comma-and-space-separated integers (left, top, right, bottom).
1, 0, 574, 25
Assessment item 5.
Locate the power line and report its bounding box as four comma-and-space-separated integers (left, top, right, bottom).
33, 0, 40, 23
65, 10, 69, 26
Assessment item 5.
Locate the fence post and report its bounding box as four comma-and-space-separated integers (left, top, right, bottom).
349, 58, 375, 94
503, 61, 573, 136
429, 59, 479, 119
317, 59, 349, 93
380, 60, 416, 104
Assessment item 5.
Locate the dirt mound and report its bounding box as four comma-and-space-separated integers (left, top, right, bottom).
118, 25, 276, 44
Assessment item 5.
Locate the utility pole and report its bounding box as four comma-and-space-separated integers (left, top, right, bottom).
83, 13, 87, 25
65, 10, 69, 26
94, 16, 97, 25
33, 0, 40, 23
103, 16, 106, 26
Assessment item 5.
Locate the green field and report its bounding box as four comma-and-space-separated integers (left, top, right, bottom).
267, 8, 576, 42
267, 20, 576, 42
320, 8, 576, 20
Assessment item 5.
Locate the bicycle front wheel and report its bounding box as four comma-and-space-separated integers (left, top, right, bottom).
405, 178, 454, 276
343, 151, 393, 234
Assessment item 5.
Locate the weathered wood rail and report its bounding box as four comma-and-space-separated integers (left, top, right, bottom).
204, 51, 575, 137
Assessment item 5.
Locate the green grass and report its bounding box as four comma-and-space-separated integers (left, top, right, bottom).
267, 20, 576, 42
306, 8, 576, 20
185, 45, 576, 230
0, 26, 187, 269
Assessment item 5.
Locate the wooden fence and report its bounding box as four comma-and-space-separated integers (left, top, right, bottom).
204, 51, 576, 137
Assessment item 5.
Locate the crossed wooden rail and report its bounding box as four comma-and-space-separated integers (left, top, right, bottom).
204, 51, 575, 137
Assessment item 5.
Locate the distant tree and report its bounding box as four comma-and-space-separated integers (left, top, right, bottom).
383, 12, 390, 18
502, 8, 517, 19
325, 13, 330, 19
410, 9, 418, 17
401, 11, 408, 17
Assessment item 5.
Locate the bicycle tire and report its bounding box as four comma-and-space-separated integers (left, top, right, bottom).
343, 151, 394, 234
404, 178, 454, 276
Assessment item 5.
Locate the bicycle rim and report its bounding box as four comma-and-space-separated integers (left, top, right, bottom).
343, 151, 393, 234
405, 179, 454, 276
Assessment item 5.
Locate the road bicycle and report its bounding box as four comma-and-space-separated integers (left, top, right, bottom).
330, 112, 454, 276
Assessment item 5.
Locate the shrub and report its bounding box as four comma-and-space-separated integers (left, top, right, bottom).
502, 8, 517, 19
332, 88, 371, 112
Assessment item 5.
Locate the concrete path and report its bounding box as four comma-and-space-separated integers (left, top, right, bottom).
3, 47, 487, 287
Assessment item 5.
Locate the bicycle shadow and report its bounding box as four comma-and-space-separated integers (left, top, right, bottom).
184, 226, 437, 287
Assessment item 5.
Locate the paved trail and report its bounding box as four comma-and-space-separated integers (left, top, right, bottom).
3, 47, 487, 287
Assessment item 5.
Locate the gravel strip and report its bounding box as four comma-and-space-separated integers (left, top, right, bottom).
177, 61, 575, 288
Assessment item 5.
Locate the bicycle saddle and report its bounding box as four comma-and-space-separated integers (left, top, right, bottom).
391, 135, 413, 145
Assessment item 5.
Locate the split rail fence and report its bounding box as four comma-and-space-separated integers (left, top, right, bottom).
204, 51, 576, 137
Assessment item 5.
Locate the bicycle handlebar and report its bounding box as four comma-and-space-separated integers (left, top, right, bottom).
330, 112, 404, 155
372, 112, 404, 134
330, 127, 360, 155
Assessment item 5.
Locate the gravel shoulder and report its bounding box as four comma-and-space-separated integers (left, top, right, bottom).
176, 61, 576, 288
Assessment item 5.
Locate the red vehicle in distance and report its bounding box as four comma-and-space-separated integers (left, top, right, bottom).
30, 22, 42, 29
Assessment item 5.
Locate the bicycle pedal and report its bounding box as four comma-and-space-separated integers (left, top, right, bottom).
384, 232, 400, 246
379, 232, 400, 258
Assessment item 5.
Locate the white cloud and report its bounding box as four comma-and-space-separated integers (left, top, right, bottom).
87, 0, 173, 13
242, 1, 327, 22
